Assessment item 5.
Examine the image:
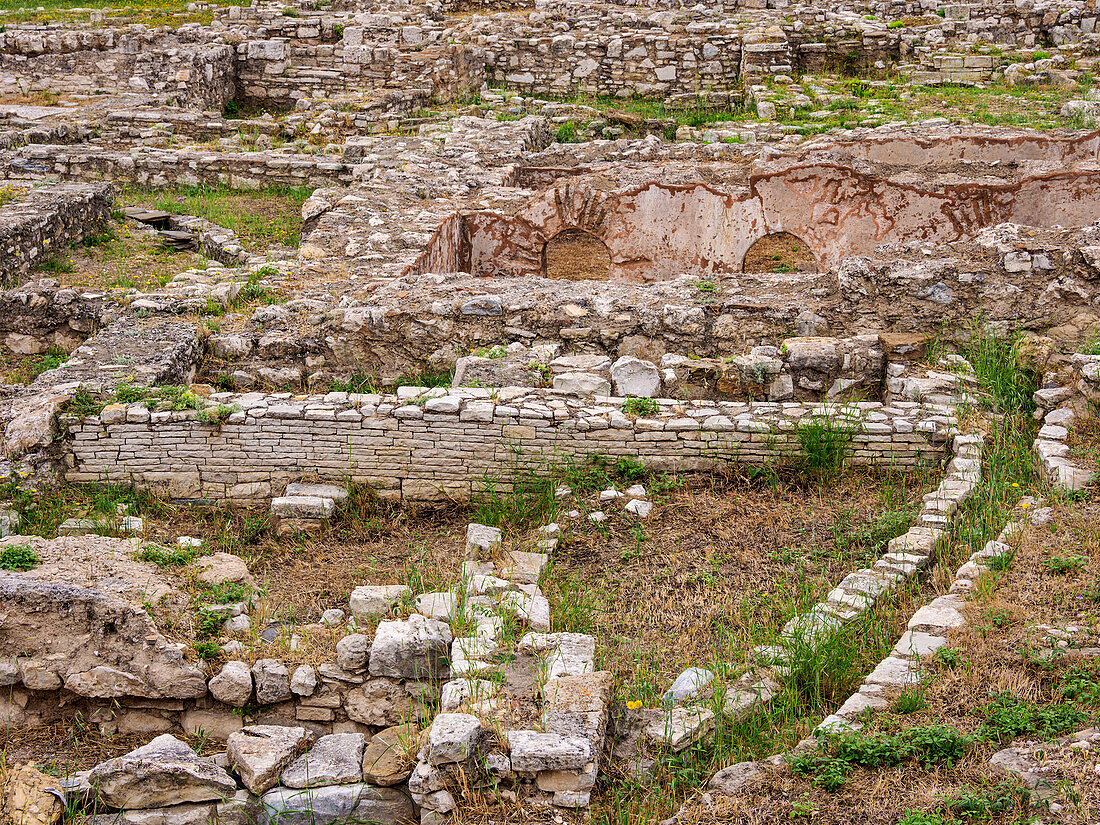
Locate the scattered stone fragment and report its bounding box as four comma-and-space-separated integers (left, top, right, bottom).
1, 763, 65, 825
350, 585, 410, 617
362, 724, 419, 786
643, 707, 715, 752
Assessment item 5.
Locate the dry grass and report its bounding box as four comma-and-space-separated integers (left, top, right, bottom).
1068, 405, 1100, 475
555, 467, 933, 701
61, 220, 208, 292
679, 493, 1100, 825
0, 721, 219, 776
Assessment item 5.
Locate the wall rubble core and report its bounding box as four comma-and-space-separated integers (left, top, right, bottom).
64, 390, 954, 504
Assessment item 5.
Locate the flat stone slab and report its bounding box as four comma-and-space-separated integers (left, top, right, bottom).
892, 631, 949, 658
864, 655, 917, 687
227, 725, 313, 795
270, 496, 335, 520
281, 733, 366, 789
258, 784, 413, 825
285, 482, 349, 502
643, 707, 715, 752
350, 584, 410, 616
907, 594, 967, 634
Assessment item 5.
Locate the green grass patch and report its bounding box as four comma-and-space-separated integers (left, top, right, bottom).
117, 184, 311, 251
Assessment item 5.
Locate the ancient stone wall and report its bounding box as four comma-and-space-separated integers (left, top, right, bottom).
63, 392, 953, 504
484, 30, 743, 98
415, 163, 1100, 279
0, 145, 353, 189
0, 183, 113, 287
235, 38, 484, 110
0, 29, 234, 109
0, 278, 108, 355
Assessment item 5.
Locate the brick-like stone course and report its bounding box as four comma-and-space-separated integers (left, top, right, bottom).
63, 391, 953, 503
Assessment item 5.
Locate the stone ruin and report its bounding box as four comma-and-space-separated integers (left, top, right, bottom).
1, 0, 1100, 821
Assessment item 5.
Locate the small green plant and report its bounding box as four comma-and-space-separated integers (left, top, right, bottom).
196, 404, 237, 425
197, 580, 252, 605
614, 455, 648, 482
986, 548, 1015, 571
80, 228, 117, 248
622, 397, 660, 416
471, 344, 508, 359
0, 543, 40, 571
941, 781, 1028, 819
933, 646, 965, 667
893, 688, 927, 714
66, 388, 105, 417
35, 254, 74, 274
905, 725, 972, 766
192, 640, 221, 661
1060, 661, 1100, 705
897, 814, 956, 825
329, 373, 380, 394
982, 606, 1011, 629
788, 753, 850, 790
555, 121, 581, 143
199, 298, 225, 317
138, 544, 198, 568
1045, 553, 1087, 574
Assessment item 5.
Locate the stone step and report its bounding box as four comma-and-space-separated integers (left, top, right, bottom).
269, 495, 335, 520
284, 482, 348, 503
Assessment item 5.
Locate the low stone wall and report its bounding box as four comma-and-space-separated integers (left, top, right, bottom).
0, 277, 108, 355
1, 144, 353, 189
0, 182, 113, 287
63, 391, 954, 503
236, 39, 484, 110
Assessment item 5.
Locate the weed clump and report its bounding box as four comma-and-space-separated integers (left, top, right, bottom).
621, 396, 659, 416
795, 405, 858, 479
0, 543, 39, 571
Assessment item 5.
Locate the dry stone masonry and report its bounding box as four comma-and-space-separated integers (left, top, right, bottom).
2, 0, 1100, 822
63, 391, 953, 503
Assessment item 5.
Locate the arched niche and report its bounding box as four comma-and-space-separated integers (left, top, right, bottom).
741, 231, 820, 274
542, 229, 612, 281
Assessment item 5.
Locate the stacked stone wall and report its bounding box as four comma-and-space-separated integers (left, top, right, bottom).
235, 38, 484, 110
0, 183, 112, 288
0, 144, 353, 189
64, 391, 953, 504
0, 29, 234, 109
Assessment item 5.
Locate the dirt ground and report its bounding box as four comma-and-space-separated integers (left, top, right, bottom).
678, 493, 1100, 825
741, 231, 820, 274
543, 228, 612, 279
546, 466, 932, 699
